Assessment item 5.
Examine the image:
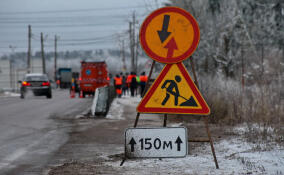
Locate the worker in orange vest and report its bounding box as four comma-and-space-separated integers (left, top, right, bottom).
56, 79, 60, 89
114, 74, 122, 98
126, 72, 132, 90
129, 72, 137, 97
139, 72, 148, 97
123, 72, 129, 95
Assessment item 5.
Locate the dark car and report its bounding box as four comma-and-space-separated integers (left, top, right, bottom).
20, 73, 52, 99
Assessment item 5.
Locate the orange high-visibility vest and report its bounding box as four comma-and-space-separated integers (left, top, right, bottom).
140, 75, 148, 82
114, 77, 122, 85
126, 75, 132, 84
116, 89, 122, 94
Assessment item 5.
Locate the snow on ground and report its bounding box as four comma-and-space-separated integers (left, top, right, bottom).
104, 95, 284, 174
0, 91, 20, 97
106, 94, 141, 120
104, 136, 283, 175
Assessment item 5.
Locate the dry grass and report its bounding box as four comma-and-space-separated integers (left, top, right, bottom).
180, 74, 284, 143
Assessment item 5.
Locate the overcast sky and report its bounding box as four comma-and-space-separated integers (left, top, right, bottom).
0, 0, 167, 55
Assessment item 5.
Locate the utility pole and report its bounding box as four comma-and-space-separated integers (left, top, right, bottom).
9, 45, 16, 91
9, 59, 13, 89
135, 34, 139, 72
129, 11, 137, 73
27, 25, 31, 73
132, 12, 136, 73
261, 43, 264, 76
40, 32, 46, 74
54, 35, 57, 81
129, 21, 134, 72
121, 40, 127, 72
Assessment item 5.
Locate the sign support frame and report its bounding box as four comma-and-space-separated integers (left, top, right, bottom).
121, 6, 219, 169
120, 59, 219, 169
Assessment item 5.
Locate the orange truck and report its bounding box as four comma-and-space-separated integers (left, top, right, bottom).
79, 61, 109, 97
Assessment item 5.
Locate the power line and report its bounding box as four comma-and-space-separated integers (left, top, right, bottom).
0, 38, 117, 48
60, 35, 116, 42
0, 31, 128, 43
0, 14, 137, 21
58, 39, 114, 46
0, 15, 146, 26
0, 21, 127, 28
0, 5, 146, 15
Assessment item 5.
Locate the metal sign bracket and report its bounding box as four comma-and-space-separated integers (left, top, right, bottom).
120, 59, 219, 169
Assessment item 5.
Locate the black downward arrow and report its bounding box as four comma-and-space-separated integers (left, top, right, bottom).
129, 138, 136, 152
157, 15, 171, 43
175, 136, 183, 151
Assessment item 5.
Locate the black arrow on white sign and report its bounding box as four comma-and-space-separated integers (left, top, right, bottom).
175, 136, 183, 151
129, 138, 136, 152
157, 15, 171, 43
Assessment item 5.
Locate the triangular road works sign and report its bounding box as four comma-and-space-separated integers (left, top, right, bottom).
137, 63, 210, 115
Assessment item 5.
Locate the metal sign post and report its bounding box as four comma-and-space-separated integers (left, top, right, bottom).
189, 56, 219, 169
121, 6, 219, 169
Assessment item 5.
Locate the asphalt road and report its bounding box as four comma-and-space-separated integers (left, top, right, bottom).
0, 90, 92, 175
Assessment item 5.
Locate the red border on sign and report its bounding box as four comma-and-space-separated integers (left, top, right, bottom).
140, 7, 200, 64
137, 63, 210, 115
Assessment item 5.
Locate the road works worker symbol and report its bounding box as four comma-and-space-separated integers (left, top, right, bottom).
140, 7, 200, 64
161, 75, 181, 106
137, 63, 210, 115
161, 75, 198, 107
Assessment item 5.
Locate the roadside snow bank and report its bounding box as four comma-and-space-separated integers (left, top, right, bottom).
106, 95, 141, 120
0, 91, 20, 97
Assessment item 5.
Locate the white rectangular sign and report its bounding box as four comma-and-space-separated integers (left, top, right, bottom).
125, 127, 187, 158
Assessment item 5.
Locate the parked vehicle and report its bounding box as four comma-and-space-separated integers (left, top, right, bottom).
79, 61, 109, 97
20, 73, 52, 99
57, 68, 72, 89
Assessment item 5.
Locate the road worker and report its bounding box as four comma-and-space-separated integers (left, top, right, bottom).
114, 74, 122, 98
139, 72, 148, 97
122, 75, 127, 96
56, 79, 60, 89
126, 72, 132, 91
124, 72, 129, 95
130, 72, 137, 97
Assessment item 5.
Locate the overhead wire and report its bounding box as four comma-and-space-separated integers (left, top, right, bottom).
0, 4, 154, 51
0, 5, 146, 15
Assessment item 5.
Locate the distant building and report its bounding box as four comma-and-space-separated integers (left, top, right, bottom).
0, 59, 43, 91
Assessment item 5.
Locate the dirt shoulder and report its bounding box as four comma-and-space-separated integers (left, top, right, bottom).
45, 96, 284, 175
